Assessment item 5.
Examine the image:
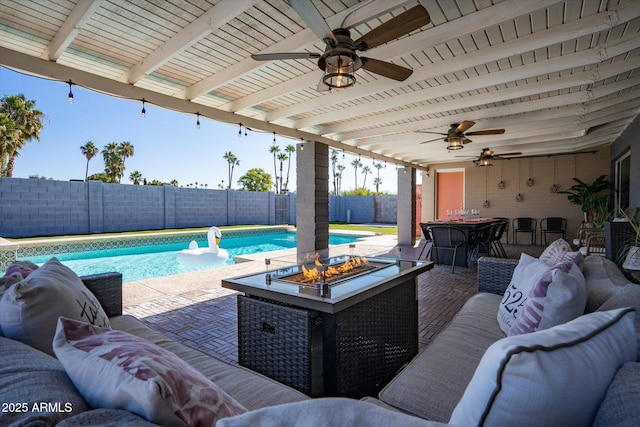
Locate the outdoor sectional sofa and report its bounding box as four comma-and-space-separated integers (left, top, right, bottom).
1, 247, 639, 426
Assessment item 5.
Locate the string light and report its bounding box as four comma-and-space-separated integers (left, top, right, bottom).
67, 80, 74, 104
196, 113, 201, 129
141, 99, 146, 118
300, 138, 304, 151
237, 123, 251, 137
273, 131, 276, 143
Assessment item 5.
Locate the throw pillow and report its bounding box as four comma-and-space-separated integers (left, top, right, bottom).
592, 362, 640, 427
53, 317, 247, 426
497, 253, 552, 334
0, 257, 110, 356
0, 337, 90, 426
508, 260, 587, 336
449, 308, 637, 427
217, 398, 437, 427
539, 238, 584, 270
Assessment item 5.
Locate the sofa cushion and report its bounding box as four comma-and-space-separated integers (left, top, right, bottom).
0, 336, 90, 426
0, 257, 111, 355
449, 308, 637, 427
597, 283, 640, 361
57, 409, 161, 427
378, 292, 504, 422
109, 314, 309, 411
582, 255, 631, 312
53, 317, 247, 426
508, 260, 586, 335
497, 253, 555, 334
217, 398, 450, 427
539, 238, 584, 269
592, 362, 640, 427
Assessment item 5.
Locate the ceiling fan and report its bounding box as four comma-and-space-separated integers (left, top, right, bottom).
418, 121, 506, 150
460, 148, 522, 167
251, 0, 430, 90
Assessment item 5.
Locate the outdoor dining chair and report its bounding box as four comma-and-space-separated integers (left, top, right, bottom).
512, 217, 537, 245
490, 219, 509, 258
427, 225, 468, 273
540, 217, 567, 245
418, 223, 433, 260
493, 217, 509, 243
468, 223, 496, 260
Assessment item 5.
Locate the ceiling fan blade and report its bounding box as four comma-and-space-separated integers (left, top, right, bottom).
361, 57, 413, 81
462, 138, 472, 144
416, 130, 447, 135
290, 0, 337, 46
251, 52, 321, 61
354, 5, 430, 51
465, 129, 506, 136
456, 121, 476, 133
419, 137, 444, 144
316, 75, 329, 92
494, 152, 522, 157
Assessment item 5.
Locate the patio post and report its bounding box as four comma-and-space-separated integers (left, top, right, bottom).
296, 141, 329, 261
397, 167, 416, 246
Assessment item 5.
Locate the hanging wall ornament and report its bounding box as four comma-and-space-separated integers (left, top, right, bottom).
516, 159, 523, 202
550, 158, 559, 193
483, 166, 490, 208
526, 159, 534, 187
516, 193, 524, 202
497, 161, 506, 189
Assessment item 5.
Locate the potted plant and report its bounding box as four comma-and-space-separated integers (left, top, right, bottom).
559, 175, 611, 226
619, 207, 640, 270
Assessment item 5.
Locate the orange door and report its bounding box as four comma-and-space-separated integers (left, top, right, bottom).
436, 171, 464, 219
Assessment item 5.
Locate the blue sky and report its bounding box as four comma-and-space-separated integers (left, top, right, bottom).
0, 67, 399, 193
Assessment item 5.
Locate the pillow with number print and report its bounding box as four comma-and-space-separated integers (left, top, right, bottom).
497, 254, 556, 334
0, 257, 110, 356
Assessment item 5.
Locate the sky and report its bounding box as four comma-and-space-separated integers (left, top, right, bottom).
0, 67, 399, 193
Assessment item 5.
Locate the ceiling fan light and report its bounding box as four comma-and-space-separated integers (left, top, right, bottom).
323, 53, 356, 88
446, 137, 464, 150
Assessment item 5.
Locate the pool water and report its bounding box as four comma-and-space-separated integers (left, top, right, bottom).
26, 233, 362, 283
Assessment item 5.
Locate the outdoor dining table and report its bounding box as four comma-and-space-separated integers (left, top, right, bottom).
424, 218, 500, 267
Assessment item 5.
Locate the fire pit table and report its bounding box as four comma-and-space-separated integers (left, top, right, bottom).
222, 252, 433, 398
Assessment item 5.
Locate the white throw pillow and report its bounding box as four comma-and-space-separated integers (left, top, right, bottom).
508, 260, 587, 336
496, 253, 550, 334
53, 317, 247, 426
450, 308, 637, 427
0, 257, 110, 355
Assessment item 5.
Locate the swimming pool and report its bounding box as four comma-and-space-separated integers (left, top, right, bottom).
24, 232, 364, 282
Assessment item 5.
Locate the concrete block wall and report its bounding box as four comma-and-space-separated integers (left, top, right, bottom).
1, 177, 398, 238
0, 178, 88, 236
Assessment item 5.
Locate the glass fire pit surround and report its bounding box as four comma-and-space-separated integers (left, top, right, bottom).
222, 253, 433, 398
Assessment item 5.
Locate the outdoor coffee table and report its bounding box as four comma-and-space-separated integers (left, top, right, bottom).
222, 255, 433, 398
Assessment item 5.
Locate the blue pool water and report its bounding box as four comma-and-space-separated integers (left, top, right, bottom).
26, 233, 363, 282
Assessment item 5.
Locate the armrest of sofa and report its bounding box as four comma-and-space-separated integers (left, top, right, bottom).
477, 257, 518, 295
80, 272, 123, 317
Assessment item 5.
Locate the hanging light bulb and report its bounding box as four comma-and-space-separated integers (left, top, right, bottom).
67, 80, 74, 104
238, 123, 242, 137
196, 113, 201, 129
300, 138, 304, 151
273, 131, 276, 143
141, 99, 146, 118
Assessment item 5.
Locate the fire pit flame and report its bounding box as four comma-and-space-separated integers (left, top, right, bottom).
299, 254, 370, 284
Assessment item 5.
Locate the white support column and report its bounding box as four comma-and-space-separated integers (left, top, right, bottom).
397, 167, 416, 246
296, 141, 329, 260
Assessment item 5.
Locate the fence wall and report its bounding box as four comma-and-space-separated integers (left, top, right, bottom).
0, 178, 397, 237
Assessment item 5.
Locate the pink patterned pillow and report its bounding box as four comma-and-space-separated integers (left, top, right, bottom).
539, 239, 584, 269
53, 317, 247, 426
508, 260, 587, 336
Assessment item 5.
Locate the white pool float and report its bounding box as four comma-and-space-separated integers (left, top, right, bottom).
176, 226, 229, 266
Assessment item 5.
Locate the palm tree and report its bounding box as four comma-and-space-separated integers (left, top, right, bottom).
351, 158, 363, 189
330, 150, 339, 195
336, 164, 346, 195
269, 144, 280, 193
283, 144, 295, 192
0, 94, 45, 177
118, 141, 134, 183
129, 170, 143, 185
373, 177, 383, 193
223, 151, 239, 189
361, 165, 371, 189
170, 179, 179, 187
277, 152, 288, 193
102, 142, 123, 183
80, 141, 99, 182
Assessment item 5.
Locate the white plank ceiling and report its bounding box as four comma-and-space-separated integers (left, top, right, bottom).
1, 0, 639, 169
